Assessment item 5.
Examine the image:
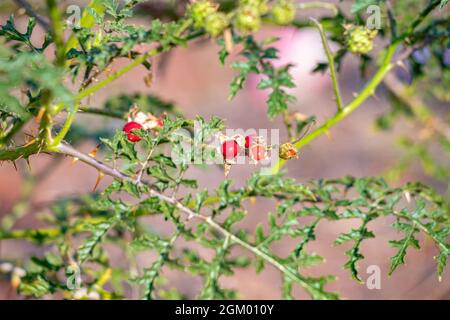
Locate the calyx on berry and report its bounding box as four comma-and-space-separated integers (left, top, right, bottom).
272, 0, 296, 25
279, 142, 298, 160
123, 121, 143, 142
127, 106, 164, 130
249, 144, 268, 162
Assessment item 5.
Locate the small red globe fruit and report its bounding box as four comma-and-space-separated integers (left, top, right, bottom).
250, 144, 267, 161
244, 135, 256, 149
127, 133, 142, 142
123, 121, 143, 142
221, 140, 239, 159
156, 118, 164, 128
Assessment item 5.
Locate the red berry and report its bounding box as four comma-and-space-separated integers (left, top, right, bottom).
221, 140, 239, 159
123, 121, 143, 142
123, 121, 142, 133
156, 118, 164, 128
127, 133, 141, 142
250, 144, 267, 161
244, 135, 255, 149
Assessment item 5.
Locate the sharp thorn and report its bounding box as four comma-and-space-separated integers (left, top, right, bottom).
25, 158, 32, 171
88, 144, 101, 158
35, 107, 45, 124
71, 157, 79, 165
93, 172, 105, 192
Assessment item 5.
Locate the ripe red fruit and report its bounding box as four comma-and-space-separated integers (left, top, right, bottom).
245, 135, 255, 149
156, 118, 164, 128
123, 121, 143, 142
250, 144, 267, 161
126, 133, 141, 142
221, 140, 239, 159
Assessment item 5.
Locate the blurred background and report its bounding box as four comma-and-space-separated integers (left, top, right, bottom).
0, 0, 449, 299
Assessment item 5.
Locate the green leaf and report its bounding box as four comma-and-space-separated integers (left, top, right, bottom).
77, 218, 116, 263
335, 219, 375, 282
351, 0, 384, 14
388, 221, 420, 275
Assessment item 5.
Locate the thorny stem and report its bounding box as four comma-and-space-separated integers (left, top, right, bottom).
270, 0, 443, 174
272, 43, 399, 174
50, 29, 204, 144
52, 142, 332, 299
0, 0, 445, 297
310, 18, 344, 112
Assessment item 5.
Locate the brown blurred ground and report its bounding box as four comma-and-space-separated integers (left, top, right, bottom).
0, 2, 449, 300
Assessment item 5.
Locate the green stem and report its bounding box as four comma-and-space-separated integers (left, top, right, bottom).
52, 104, 80, 146
271, 44, 398, 174
64, 0, 106, 55
0, 141, 42, 161
46, 0, 65, 66
311, 18, 344, 112
75, 30, 203, 103
78, 106, 125, 119
402, 0, 442, 41
296, 2, 339, 16
75, 49, 159, 102
52, 30, 204, 141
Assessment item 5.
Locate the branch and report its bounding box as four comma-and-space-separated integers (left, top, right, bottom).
296, 2, 339, 16
271, 43, 398, 174
46, 0, 65, 66
74, 30, 204, 103
383, 74, 450, 141
310, 18, 344, 112
54, 142, 331, 299
13, 0, 50, 31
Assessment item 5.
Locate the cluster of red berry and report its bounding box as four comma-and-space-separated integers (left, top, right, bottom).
221, 134, 268, 162
122, 118, 164, 142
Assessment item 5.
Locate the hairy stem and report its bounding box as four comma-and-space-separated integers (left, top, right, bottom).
310, 18, 344, 112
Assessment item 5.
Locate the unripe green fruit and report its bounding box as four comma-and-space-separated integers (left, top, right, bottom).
188, 0, 218, 28
235, 5, 261, 33
345, 25, 378, 54
272, 0, 296, 25
239, 0, 269, 15
205, 12, 229, 37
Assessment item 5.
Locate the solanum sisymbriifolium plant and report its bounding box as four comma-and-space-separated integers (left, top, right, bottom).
0, 0, 449, 300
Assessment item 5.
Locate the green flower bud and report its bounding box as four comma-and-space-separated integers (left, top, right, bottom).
235, 5, 261, 33
205, 12, 229, 37
345, 25, 378, 54
272, 0, 296, 25
187, 0, 218, 28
